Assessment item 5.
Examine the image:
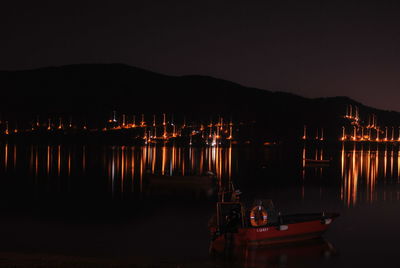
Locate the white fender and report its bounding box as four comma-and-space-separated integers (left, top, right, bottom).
279, 225, 288, 231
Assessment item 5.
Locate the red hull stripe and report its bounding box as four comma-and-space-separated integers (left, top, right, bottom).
211, 219, 333, 246
245, 231, 325, 246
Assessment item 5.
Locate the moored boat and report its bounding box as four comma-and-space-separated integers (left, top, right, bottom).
144, 172, 217, 197
304, 159, 330, 167
209, 191, 339, 247
145, 173, 216, 188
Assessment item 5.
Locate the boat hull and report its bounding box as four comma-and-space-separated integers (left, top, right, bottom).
212, 216, 336, 246
239, 219, 330, 246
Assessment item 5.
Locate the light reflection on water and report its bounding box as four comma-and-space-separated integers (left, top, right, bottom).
211, 238, 336, 268
339, 144, 400, 207
0, 143, 235, 198
2, 142, 400, 207
3, 142, 400, 266
300, 143, 400, 208
102, 145, 234, 196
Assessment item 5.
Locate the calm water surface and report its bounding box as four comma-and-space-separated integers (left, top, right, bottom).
0, 142, 400, 267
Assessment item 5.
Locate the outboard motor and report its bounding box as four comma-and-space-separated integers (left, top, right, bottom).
215, 202, 244, 236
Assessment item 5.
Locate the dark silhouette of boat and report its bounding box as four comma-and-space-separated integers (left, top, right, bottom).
304, 159, 330, 167
144, 172, 217, 196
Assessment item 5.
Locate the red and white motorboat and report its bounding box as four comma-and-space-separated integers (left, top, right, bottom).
209, 191, 339, 246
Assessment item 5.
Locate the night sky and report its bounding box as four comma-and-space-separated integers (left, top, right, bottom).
1, 1, 400, 111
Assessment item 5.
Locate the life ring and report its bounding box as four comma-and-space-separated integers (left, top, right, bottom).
249, 205, 268, 227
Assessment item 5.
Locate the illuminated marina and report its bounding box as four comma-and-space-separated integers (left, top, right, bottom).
341, 105, 400, 143
2, 102, 400, 266
4, 0, 400, 265
301, 104, 400, 143
0, 112, 239, 146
